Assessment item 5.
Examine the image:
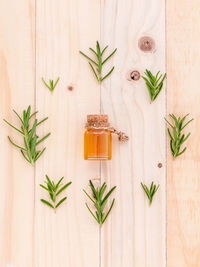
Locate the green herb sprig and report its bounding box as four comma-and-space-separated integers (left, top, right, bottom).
40, 175, 72, 212
165, 114, 194, 158
142, 69, 166, 103
141, 181, 159, 206
83, 180, 116, 226
42, 77, 60, 93
4, 105, 50, 165
80, 41, 117, 83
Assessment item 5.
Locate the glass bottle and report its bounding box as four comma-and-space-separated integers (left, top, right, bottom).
84, 114, 112, 160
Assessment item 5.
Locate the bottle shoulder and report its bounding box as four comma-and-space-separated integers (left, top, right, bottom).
85, 128, 111, 135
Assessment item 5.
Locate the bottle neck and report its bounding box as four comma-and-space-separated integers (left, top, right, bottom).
85, 122, 129, 142
85, 122, 110, 129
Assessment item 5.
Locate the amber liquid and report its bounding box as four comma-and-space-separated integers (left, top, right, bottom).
84, 128, 112, 160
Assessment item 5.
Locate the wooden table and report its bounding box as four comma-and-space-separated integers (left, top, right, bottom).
0, 0, 199, 266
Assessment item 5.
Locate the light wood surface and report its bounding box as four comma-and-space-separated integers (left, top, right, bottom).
100, 0, 166, 267
167, 1, 200, 266
1, 0, 199, 266
0, 1, 35, 266
35, 1, 100, 267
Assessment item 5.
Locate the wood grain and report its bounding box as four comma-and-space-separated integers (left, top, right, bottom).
35, 0, 100, 267
167, 1, 200, 266
0, 1, 35, 266
100, 0, 166, 267
3, 0, 200, 266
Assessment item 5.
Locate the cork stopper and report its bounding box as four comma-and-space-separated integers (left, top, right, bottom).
87, 114, 108, 124
86, 114, 109, 128
86, 114, 129, 141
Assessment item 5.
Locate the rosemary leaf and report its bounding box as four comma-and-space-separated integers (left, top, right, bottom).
83, 180, 116, 226
165, 114, 194, 158
41, 199, 54, 209
42, 77, 60, 93
80, 41, 117, 83
4, 105, 50, 166
141, 182, 159, 206
21, 150, 31, 163
142, 69, 166, 103
37, 117, 48, 126
102, 199, 115, 223
35, 147, 46, 161
55, 177, 64, 190
83, 189, 96, 204
55, 197, 67, 209
13, 109, 24, 124
101, 66, 115, 82
85, 203, 99, 223
102, 48, 117, 65
3, 119, 24, 134
56, 182, 72, 196
7, 136, 26, 151
101, 45, 108, 55
79, 51, 98, 66
89, 62, 99, 81
40, 175, 72, 212
36, 133, 51, 146
40, 184, 51, 193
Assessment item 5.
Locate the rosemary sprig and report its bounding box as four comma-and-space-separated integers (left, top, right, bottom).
83, 180, 116, 226
165, 114, 194, 158
40, 175, 72, 212
141, 181, 159, 206
142, 69, 166, 103
80, 41, 117, 83
4, 105, 50, 165
42, 77, 60, 93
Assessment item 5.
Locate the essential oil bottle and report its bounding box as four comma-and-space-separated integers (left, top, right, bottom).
84, 114, 112, 160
